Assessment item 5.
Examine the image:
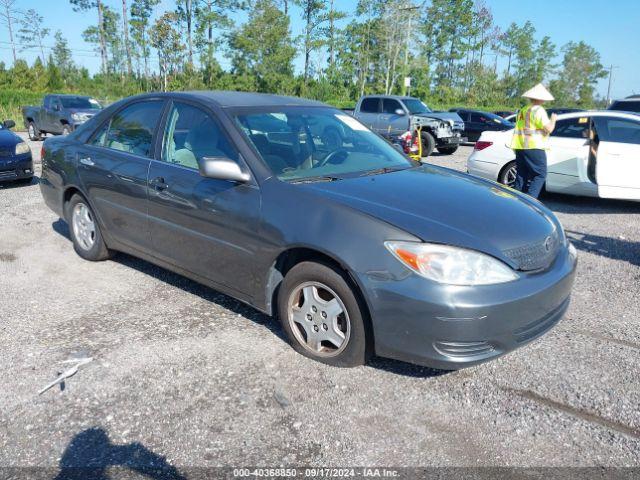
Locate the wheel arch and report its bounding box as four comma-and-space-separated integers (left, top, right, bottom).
264, 246, 375, 347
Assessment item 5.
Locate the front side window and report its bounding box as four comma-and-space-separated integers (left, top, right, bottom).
382, 99, 402, 114
551, 118, 590, 139
161, 102, 239, 170
594, 117, 640, 145
91, 101, 163, 157
235, 108, 414, 181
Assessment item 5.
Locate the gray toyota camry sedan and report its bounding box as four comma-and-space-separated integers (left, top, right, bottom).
40, 92, 577, 369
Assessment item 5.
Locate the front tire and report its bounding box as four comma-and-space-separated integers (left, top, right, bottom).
277, 261, 370, 367
28, 122, 41, 141
420, 132, 436, 157
66, 194, 112, 261
498, 160, 517, 188
436, 145, 459, 155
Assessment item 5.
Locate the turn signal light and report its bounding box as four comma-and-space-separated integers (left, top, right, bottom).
474, 141, 493, 151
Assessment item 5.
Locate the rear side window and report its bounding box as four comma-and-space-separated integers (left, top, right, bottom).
90, 101, 164, 158
360, 98, 380, 113
551, 118, 590, 139
594, 117, 640, 145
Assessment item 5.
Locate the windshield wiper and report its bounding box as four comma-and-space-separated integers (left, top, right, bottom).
289, 175, 343, 184
358, 166, 406, 177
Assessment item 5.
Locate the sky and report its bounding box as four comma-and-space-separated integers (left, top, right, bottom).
1, 0, 637, 100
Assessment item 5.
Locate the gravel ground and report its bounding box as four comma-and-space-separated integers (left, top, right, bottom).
0, 135, 639, 475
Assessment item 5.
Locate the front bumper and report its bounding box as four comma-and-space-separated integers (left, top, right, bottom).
359, 246, 577, 370
436, 135, 466, 145
0, 153, 33, 182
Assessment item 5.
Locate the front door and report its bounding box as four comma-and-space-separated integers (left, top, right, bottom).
77, 99, 165, 251
147, 101, 261, 298
593, 116, 640, 200
545, 116, 591, 195
377, 99, 410, 137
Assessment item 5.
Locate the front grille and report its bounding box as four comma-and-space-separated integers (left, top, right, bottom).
0, 147, 13, 157
513, 298, 569, 344
0, 170, 17, 180
503, 229, 561, 271
433, 340, 495, 359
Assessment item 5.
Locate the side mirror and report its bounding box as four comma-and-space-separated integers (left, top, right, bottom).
394, 108, 406, 116
199, 156, 251, 183
3, 120, 15, 129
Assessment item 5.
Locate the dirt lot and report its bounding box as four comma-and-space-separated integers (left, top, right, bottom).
1, 135, 639, 476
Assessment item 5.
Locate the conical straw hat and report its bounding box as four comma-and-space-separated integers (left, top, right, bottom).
521, 83, 555, 102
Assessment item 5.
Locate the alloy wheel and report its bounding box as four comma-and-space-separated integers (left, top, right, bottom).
287, 281, 351, 357
504, 165, 517, 187
72, 202, 96, 251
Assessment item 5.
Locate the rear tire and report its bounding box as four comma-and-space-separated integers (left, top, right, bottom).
65, 193, 112, 261
437, 146, 459, 155
420, 132, 436, 157
277, 261, 370, 367
498, 160, 517, 188
27, 122, 41, 141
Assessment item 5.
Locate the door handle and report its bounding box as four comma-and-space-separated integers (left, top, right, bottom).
150, 176, 169, 191
79, 156, 94, 166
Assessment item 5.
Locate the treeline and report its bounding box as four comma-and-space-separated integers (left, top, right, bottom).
0, 0, 608, 123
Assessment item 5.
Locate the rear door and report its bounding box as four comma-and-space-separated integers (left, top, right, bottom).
593, 116, 640, 200
545, 116, 591, 194
377, 98, 409, 137
42, 96, 57, 132
356, 97, 381, 131
76, 99, 165, 251
147, 100, 261, 297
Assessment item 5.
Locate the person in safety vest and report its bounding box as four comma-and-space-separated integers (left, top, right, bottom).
510, 83, 557, 198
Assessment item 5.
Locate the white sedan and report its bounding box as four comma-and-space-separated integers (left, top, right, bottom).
467, 111, 640, 201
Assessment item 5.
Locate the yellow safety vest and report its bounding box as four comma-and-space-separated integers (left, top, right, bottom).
510, 105, 548, 150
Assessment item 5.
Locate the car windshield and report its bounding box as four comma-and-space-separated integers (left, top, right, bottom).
235, 108, 414, 181
60, 97, 102, 109
610, 100, 640, 113
485, 111, 514, 126
403, 99, 432, 114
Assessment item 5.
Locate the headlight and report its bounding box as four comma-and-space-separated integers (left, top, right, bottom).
71, 113, 81, 121
385, 241, 518, 286
15, 142, 30, 155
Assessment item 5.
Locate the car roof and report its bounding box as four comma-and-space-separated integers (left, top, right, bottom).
361, 95, 421, 101
556, 110, 640, 121
47, 94, 92, 98
120, 91, 328, 108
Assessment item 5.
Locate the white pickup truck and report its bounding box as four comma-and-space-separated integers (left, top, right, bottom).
350, 95, 466, 156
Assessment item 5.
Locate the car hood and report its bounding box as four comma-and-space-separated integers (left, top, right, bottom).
68, 108, 100, 116
303, 165, 562, 270
419, 111, 463, 122
0, 129, 23, 148
415, 111, 464, 129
